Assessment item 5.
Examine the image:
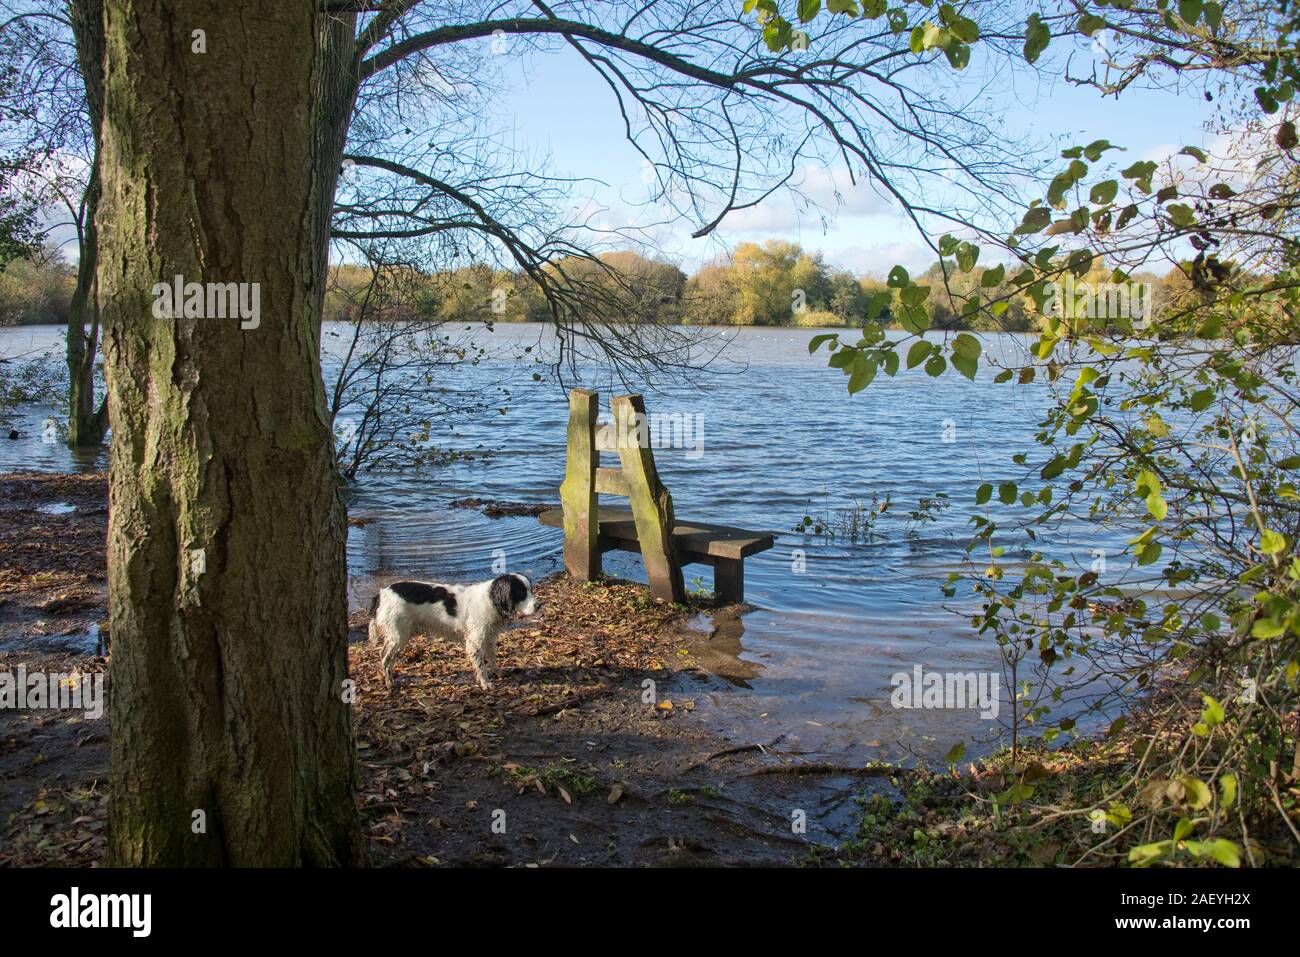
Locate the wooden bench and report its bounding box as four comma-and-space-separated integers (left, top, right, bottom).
539, 389, 774, 603
538, 505, 774, 602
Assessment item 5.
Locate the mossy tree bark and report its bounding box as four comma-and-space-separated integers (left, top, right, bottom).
99, 0, 361, 866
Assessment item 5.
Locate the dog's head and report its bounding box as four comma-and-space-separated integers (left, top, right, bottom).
490, 573, 537, 619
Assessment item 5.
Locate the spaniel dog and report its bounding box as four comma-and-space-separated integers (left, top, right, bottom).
368, 573, 537, 690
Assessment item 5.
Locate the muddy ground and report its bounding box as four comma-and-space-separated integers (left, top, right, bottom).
0, 471, 890, 867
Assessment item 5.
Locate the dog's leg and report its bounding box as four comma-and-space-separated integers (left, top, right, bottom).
379, 625, 407, 689
464, 627, 493, 690
484, 629, 499, 682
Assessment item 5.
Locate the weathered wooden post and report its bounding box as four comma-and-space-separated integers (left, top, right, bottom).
612, 394, 685, 604
541, 390, 771, 604
559, 388, 600, 581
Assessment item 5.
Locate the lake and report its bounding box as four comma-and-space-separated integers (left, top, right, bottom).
0, 322, 1138, 764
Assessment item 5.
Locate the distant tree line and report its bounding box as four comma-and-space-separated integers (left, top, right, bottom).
4, 238, 1193, 332
0, 243, 74, 326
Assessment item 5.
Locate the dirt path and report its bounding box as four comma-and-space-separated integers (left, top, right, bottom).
0, 472, 887, 867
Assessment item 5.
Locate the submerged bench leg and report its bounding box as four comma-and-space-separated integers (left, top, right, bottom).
612, 394, 685, 604
714, 558, 744, 603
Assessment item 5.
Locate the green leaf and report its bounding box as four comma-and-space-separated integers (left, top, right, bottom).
797, 0, 822, 23
906, 339, 932, 369
1040, 455, 1068, 480
1077, 13, 1106, 35
1146, 414, 1170, 438
1260, 529, 1287, 555
808, 333, 837, 354
762, 16, 793, 51
1083, 139, 1119, 162
899, 284, 929, 307
1135, 470, 1167, 520
952, 351, 978, 380
1252, 618, 1285, 639
998, 482, 1017, 505
1219, 773, 1237, 808
1098, 804, 1130, 829
995, 779, 1034, 805
1048, 159, 1088, 208
943, 741, 966, 764
975, 483, 992, 505
898, 304, 929, 335
1183, 837, 1238, 866
1015, 205, 1052, 235
1182, 776, 1212, 810
847, 354, 878, 394
1208, 840, 1240, 868
1129, 840, 1173, 867
939, 4, 979, 43
924, 354, 946, 377
1023, 13, 1049, 64
1121, 160, 1158, 192
951, 332, 981, 359
1089, 179, 1118, 205
1136, 540, 1163, 565
943, 43, 970, 70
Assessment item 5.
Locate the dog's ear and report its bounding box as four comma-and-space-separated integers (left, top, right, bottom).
489, 575, 516, 618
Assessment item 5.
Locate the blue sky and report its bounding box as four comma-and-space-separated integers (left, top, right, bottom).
487, 27, 1221, 277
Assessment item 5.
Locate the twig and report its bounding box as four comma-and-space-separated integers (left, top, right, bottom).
682, 736, 788, 772
741, 763, 902, 778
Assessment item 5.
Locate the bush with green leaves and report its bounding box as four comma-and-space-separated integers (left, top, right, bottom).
755, 0, 1300, 864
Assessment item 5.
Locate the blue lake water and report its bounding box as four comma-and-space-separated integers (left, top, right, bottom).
0, 322, 1140, 763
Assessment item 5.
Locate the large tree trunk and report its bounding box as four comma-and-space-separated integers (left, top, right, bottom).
99, 0, 361, 866
65, 0, 108, 448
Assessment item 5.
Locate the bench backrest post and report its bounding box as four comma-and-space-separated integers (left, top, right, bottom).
611, 394, 685, 604
559, 388, 600, 581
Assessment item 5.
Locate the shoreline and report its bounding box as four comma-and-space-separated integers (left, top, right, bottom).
4, 470, 1280, 867
0, 470, 896, 866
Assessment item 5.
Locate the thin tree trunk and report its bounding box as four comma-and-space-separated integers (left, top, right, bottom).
66, 159, 107, 446
99, 0, 361, 866
65, 0, 108, 447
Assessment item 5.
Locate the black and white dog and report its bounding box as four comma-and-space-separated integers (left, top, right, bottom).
368, 573, 537, 690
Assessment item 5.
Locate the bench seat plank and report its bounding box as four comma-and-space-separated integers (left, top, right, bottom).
539, 506, 774, 562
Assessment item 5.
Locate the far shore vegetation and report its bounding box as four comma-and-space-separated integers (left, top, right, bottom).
1, 238, 1193, 333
